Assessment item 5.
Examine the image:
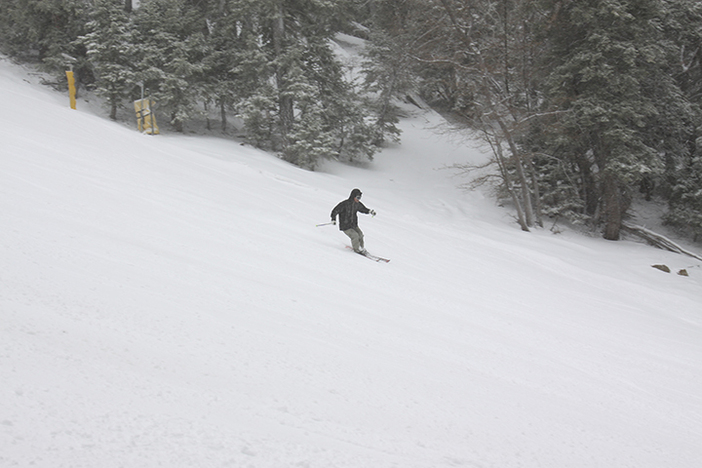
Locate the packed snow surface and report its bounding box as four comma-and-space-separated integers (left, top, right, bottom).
1, 55, 701, 468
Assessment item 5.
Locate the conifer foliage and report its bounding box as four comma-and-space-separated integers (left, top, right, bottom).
537, 0, 698, 240
79, 0, 137, 120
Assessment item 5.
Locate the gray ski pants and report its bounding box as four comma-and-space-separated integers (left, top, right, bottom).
343, 226, 365, 252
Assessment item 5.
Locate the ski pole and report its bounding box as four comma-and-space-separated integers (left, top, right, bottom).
316, 222, 335, 227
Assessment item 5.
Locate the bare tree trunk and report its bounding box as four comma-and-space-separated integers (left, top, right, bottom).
576, 154, 598, 217
205, 101, 211, 131
497, 117, 535, 227
602, 173, 622, 240
220, 100, 227, 132
109, 96, 118, 121
528, 157, 543, 227
490, 132, 529, 232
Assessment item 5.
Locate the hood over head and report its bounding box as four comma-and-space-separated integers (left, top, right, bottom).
349, 188, 362, 200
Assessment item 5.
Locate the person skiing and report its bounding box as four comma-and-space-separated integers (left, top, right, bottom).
331, 188, 376, 254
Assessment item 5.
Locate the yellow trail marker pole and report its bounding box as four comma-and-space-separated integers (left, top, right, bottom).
66, 70, 77, 110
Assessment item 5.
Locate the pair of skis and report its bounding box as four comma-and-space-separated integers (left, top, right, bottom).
345, 246, 390, 263
316, 222, 389, 262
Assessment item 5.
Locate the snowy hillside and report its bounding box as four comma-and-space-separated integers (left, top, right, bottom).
2, 54, 702, 468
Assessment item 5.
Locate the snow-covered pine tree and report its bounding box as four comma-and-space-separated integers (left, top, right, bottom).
132, 0, 206, 132
219, 0, 376, 168
539, 0, 694, 240
241, 87, 279, 149
288, 36, 377, 167
78, 0, 137, 120
655, 0, 702, 240
0, 0, 89, 61
0, 0, 94, 99
361, 30, 413, 146
199, 1, 256, 131
665, 148, 702, 241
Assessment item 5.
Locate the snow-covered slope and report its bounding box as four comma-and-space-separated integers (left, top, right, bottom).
2, 55, 701, 468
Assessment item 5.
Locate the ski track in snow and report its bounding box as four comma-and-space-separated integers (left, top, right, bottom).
2, 53, 702, 468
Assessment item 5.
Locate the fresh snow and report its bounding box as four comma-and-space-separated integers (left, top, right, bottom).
2, 53, 702, 468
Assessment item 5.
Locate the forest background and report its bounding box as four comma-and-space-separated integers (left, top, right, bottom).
2, 0, 702, 243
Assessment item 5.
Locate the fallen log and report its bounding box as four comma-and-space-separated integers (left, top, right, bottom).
621, 223, 702, 261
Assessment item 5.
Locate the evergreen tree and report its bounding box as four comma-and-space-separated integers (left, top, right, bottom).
0, 0, 89, 61
358, 0, 426, 145
201, 0, 275, 132
656, 0, 702, 239
224, 0, 377, 168
361, 30, 413, 145
538, 0, 695, 240
132, 0, 207, 132
78, 0, 138, 120
274, 36, 377, 167
665, 144, 702, 241
0, 0, 92, 95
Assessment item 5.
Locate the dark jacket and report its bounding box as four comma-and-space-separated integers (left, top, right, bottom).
331, 188, 370, 231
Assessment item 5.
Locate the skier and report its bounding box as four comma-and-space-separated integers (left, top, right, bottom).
330, 188, 376, 254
